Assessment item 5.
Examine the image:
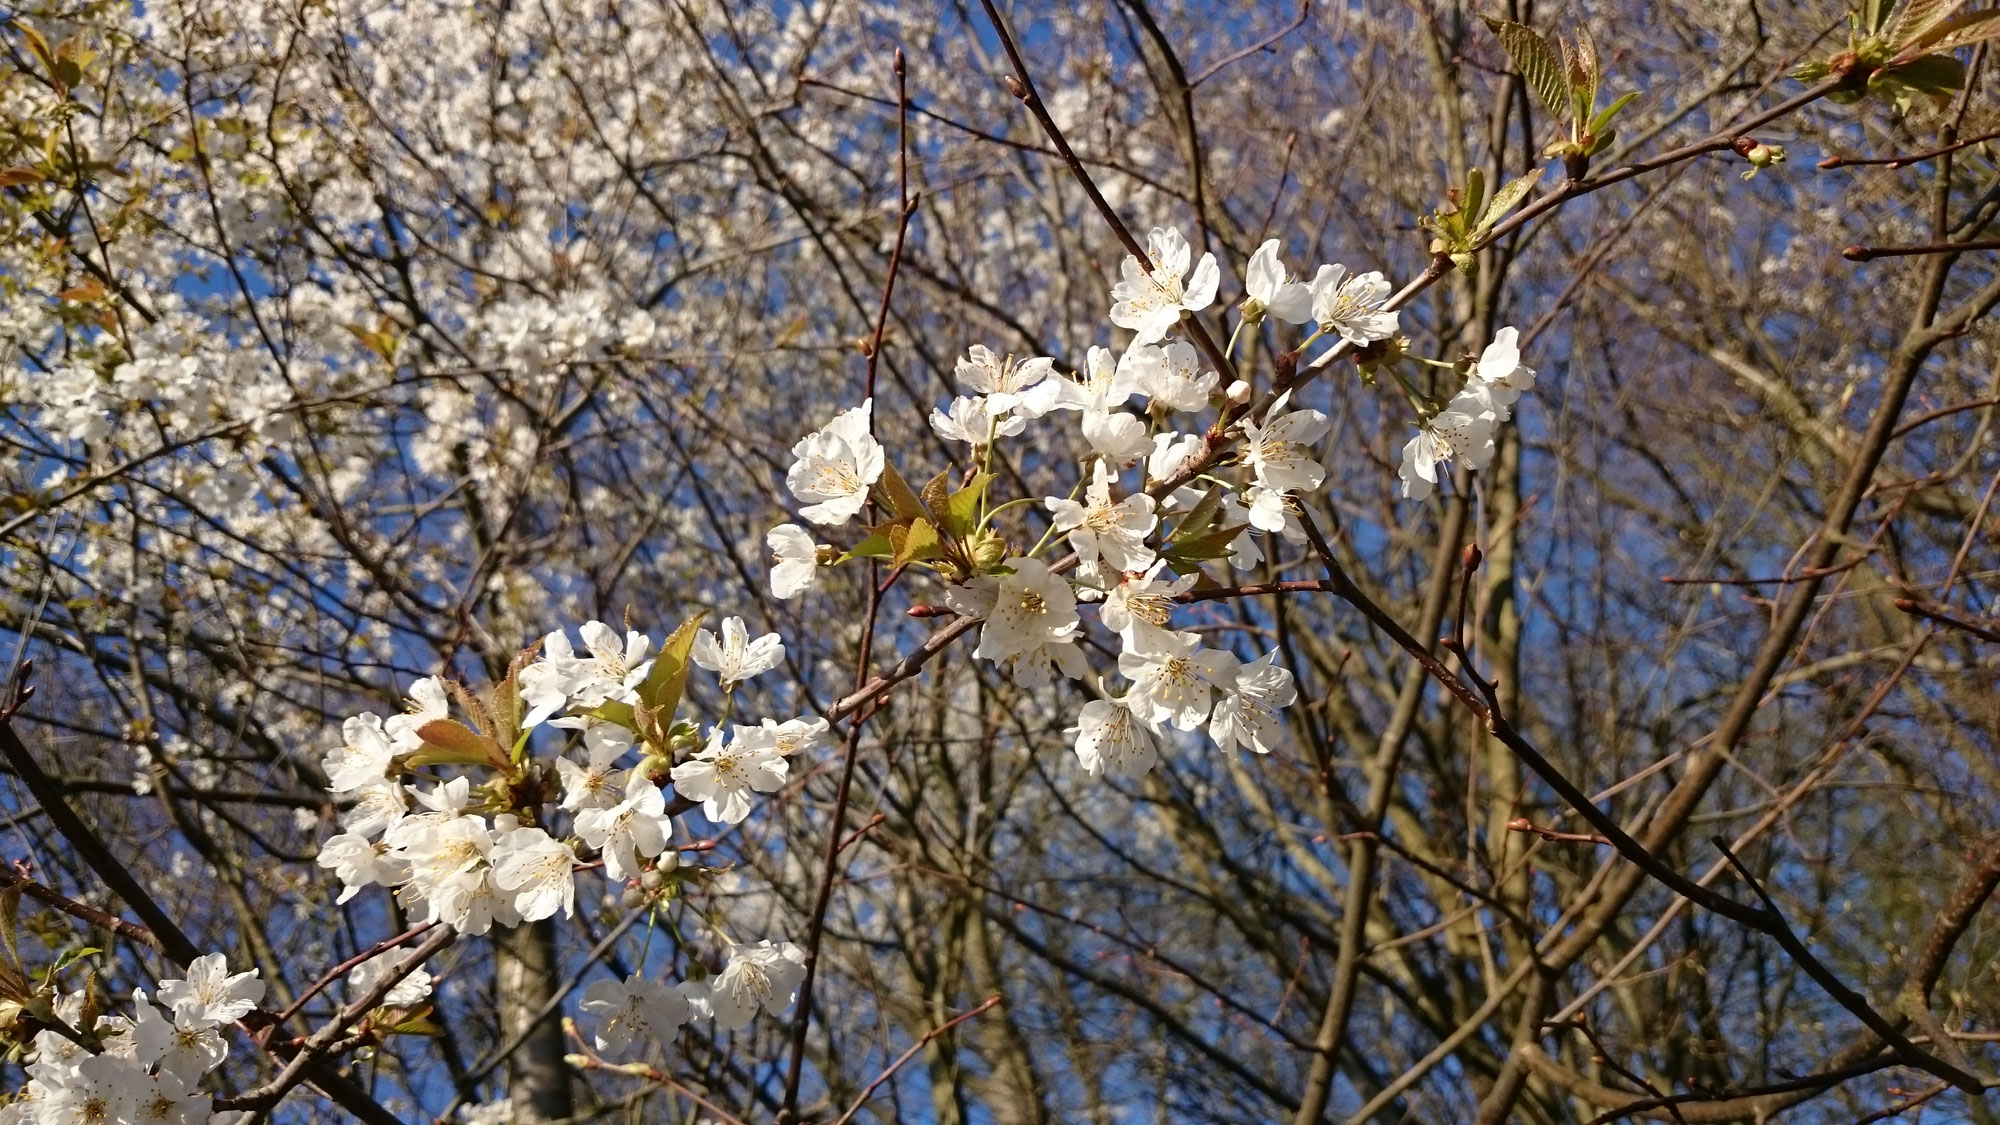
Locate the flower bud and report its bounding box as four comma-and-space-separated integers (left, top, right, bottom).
619, 884, 648, 909
1225, 380, 1252, 404
970, 531, 1009, 572
640, 867, 668, 891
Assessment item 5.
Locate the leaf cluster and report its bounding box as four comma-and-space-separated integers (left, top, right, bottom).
1795, 0, 2000, 112
1482, 17, 1638, 173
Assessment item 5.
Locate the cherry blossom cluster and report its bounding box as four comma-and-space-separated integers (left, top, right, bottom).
769, 226, 1535, 779
2, 954, 264, 1124
316, 615, 826, 1057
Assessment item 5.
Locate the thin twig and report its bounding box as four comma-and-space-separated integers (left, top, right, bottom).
829, 996, 1002, 1125
1894, 598, 2000, 643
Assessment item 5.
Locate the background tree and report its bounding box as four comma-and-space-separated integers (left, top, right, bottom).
0, 0, 1996, 1122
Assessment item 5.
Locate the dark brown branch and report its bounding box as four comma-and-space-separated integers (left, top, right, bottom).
1820, 125, 2000, 168
1894, 598, 2000, 643
1845, 238, 2000, 261
779, 47, 915, 1122
975, 0, 1238, 387
0, 862, 162, 951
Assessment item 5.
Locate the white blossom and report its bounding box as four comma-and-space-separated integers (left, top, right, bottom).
1118, 631, 1241, 730
670, 726, 789, 825
1070, 696, 1162, 779
1045, 461, 1157, 574
575, 776, 673, 881
1110, 226, 1221, 344
131, 1068, 208, 1125
767, 523, 821, 600
348, 953, 435, 1009
1210, 652, 1299, 755
581, 974, 691, 1052
1133, 340, 1218, 413
1308, 264, 1399, 345
703, 941, 807, 1032
946, 557, 1087, 686
1467, 325, 1537, 420
555, 724, 633, 812
930, 395, 1024, 445
383, 676, 450, 752
1398, 391, 1497, 501
318, 832, 407, 903
759, 716, 832, 757
324, 713, 396, 794
157, 954, 265, 1029
1243, 239, 1314, 323
954, 345, 1063, 419
786, 399, 884, 526
1239, 390, 1330, 492
693, 616, 785, 688
1101, 562, 1195, 651
490, 823, 579, 921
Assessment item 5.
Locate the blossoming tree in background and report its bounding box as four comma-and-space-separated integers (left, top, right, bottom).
2, 0, 2000, 1123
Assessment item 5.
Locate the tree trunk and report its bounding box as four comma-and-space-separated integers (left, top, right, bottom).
496, 918, 572, 1122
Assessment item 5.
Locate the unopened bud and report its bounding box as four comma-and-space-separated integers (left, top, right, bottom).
640, 867, 668, 891
1354, 335, 1409, 373
619, 884, 648, 909
1002, 75, 1028, 100
1462, 542, 1483, 570
1225, 380, 1252, 404
971, 532, 1009, 572
1734, 138, 1786, 179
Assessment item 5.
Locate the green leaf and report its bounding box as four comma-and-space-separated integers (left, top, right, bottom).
1475, 167, 1544, 236
944, 472, 994, 538
890, 518, 941, 566
49, 947, 100, 976
406, 719, 510, 771
0, 887, 20, 971
1903, 8, 2000, 54
920, 471, 951, 527
1867, 0, 1908, 34
381, 1006, 445, 1036
1560, 28, 1599, 112
1482, 16, 1570, 121
837, 530, 895, 563
1166, 487, 1227, 547
1887, 0, 1966, 45
578, 700, 637, 731
636, 614, 704, 728
1164, 522, 1250, 566
1587, 90, 1639, 137
16, 24, 56, 83
875, 462, 926, 522
1460, 167, 1486, 234
1877, 52, 1967, 106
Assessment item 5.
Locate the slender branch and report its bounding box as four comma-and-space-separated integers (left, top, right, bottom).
0, 862, 162, 951
975, 0, 1238, 387
216, 925, 457, 1116
1820, 125, 2000, 168
1895, 598, 2000, 642
1188, 3, 1311, 86
1846, 238, 2000, 261
829, 996, 1002, 1125
779, 48, 914, 1121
